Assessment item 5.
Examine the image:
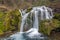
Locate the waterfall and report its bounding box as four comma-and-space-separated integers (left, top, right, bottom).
20, 13, 29, 32
33, 11, 38, 30
42, 6, 50, 19
19, 9, 29, 32
7, 6, 53, 40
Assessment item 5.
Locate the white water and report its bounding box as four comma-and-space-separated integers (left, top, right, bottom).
7, 6, 53, 40
19, 9, 29, 32
33, 11, 39, 30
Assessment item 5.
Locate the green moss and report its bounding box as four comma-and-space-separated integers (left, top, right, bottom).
0, 30, 4, 35
54, 13, 60, 21
39, 19, 60, 35
4, 9, 21, 31
0, 12, 7, 35
0, 9, 21, 35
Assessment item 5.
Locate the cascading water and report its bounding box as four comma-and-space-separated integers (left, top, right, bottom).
33, 11, 38, 29
6, 6, 53, 40
19, 9, 29, 32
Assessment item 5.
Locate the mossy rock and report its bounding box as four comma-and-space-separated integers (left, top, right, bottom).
4, 9, 21, 31
0, 9, 21, 35
39, 19, 60, 35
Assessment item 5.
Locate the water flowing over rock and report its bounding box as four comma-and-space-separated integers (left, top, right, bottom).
6, 6, 53, 40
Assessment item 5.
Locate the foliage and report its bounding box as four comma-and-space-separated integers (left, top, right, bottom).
39, 19, 60, 35
53, 13, 60, 21
0, 30, 4, 35
0, 11, 5, 33
4, 9, 21, 31
0, 9, 21, 35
